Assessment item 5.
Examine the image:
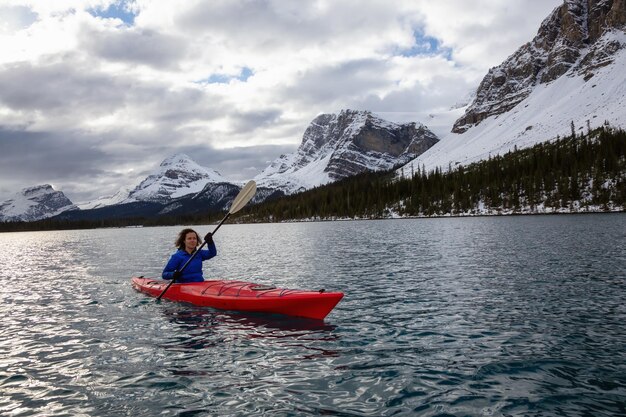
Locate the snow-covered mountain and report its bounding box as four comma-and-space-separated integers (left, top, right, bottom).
69, 111, 438, 214
75, 153, 232, 210
125, 153, 232, 203
400, 0, 626, 175
77, 153, 232, 210
0, 184, 78, 222
59, 153, 255, 220
158, 182, 245, 215
77, 186, 132, 210
256, 109, 439, 193
454, 0, 625, 133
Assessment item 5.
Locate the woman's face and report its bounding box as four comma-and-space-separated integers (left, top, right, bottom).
184, 232, 198, 252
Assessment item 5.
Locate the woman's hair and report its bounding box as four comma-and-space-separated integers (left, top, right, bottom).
176, 228, 200, 250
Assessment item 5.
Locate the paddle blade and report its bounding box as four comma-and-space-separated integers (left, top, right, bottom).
229, 180, 257, 214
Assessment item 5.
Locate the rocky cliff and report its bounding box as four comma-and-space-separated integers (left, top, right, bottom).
256, 110, 438, 193
0, 184, 78, 222
453, 0, 626, 133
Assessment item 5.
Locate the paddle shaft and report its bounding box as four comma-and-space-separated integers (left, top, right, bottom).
156, 213, 230, 301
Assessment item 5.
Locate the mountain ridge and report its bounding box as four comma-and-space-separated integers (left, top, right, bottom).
0, 184, 78, 222
453, 0, 626, 133
255, 109, 439, 194
123, 153, 232, 204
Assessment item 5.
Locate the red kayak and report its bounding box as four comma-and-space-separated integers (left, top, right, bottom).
132, 277, 344, 320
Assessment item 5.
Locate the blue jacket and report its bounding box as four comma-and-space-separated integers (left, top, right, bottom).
162, 242, 217, 283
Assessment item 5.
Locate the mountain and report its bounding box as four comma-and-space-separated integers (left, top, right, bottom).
255, 109, 439, 193
79, 153, 230, 210
124, 153, 231, 203
55, 153, 284, 221
401, 0, 626, 175
77, 186, 132, 210
53, 181, 283, 222
76, 153, 232, 210
454, 0, 626, 133
0, 184, 78, 222
62, 154, 245, 220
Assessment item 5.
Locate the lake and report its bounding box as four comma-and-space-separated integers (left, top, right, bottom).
0, 214, 624, 416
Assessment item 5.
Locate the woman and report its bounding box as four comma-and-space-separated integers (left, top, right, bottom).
162, 228, 217, 283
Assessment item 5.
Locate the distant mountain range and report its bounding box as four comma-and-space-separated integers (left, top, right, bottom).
79, 154, 233, 210
1, 110, 439, 222
2, 0, 625, 223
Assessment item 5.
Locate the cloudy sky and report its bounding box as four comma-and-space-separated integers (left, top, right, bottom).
0, 0, 562, 203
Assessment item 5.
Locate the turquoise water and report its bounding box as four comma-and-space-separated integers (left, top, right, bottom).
0, 214, 624, 416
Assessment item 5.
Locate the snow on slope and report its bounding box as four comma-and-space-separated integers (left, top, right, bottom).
0, 184, 77, 222
400, 30, 626, 175
255, 111, 370, 194
255, 152, 333, 194
77, 186, 132, 210
125, 153, 231, 203
256, 110, 438, 194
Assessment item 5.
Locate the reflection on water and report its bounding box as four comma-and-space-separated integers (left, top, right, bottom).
0, 214, 625, 416
158, 306, 339, 355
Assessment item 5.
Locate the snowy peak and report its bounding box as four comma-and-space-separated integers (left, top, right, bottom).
0, 184, 78, 222
126, 153, 230, 203
256, 110, 438, 193
77, 186, 132, 210
300, 110, 375, 156
160, 153, 204, 170
453, 0, 626, 133
23, 184, 56, 197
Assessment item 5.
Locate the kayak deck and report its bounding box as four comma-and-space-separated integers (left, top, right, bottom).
132, 277, 343, 320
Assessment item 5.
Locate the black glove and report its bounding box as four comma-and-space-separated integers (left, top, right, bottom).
204, 232, 214, 245
172, 270, 182, 282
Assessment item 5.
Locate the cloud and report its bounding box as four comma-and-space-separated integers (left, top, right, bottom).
0, 127, 117, 201
0, 0, 563, 202
79, 25, 188, 70
0, 5, 38, 34
181, 143, 298, 181
280, 59, 392, 107
0, 58, 127, 115
412, 1, 562, 68
174, 0, 403, 52
226, 109, 283, 135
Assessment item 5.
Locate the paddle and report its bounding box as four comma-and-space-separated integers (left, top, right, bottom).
156, 180, 257, 301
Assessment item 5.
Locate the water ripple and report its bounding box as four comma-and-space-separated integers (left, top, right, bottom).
0, 215, 625, 416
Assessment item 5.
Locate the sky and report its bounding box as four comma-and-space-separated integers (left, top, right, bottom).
0, 0, 562, 203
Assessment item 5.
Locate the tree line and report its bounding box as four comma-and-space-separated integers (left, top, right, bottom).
238, 124, 625, 221
1, 124, 624, 232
